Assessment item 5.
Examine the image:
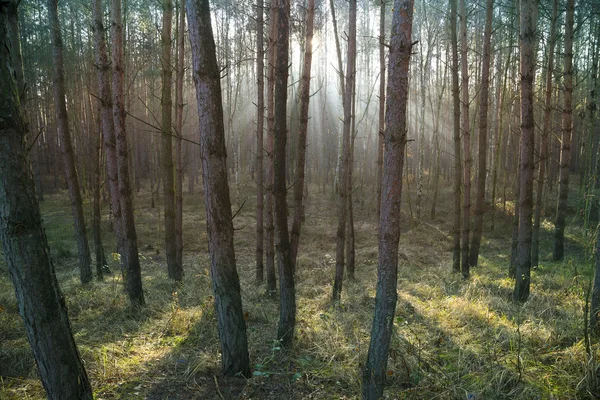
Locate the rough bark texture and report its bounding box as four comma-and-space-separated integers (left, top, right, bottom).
450, 0, 462, 273
333, 0, 356, 302
175, 0, 185, 271
553, 0, 574, 262
187, 0, 250, 376
265, 0, 278, 293
93, 104, 105, 280
532, 0, 557, 268
362, 0, 413, 397
290, 0, 314, 271
273, 0, 296, 347
255, 0, 265, 282
459, 0, 470, 279
48, 0, 93, 284
161, 0, 181, 281
513, 0, 538, 303
468, 0, 493, 267
376, 0, 385, 222
111, 0, 145, 306
591, 226, 600, 334
0, 5, 93, 396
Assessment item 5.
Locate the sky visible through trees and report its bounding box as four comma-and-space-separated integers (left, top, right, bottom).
1, 0, 600, 398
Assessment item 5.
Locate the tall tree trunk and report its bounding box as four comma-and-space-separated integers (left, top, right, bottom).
255, 0, 265, 282
273, 0, 295, 347
161, 0, 181, 281
532, 0, 557, 267
265, 0, 278, 294
468, 0, 493, 266
459, 0, 470, 279
553, 0, 574, 261
111, 0, 145, 306
0, 4, 93, 396
332, 0, 356, 302
591, 216, 600, 334
362, 0, 413, 396
93, 104, 106, 280
186, 0, 250, 376
290, 0, 315, 271
450, 0, 462, 273
513, 0, 539, 303
48, 0, 93, 285
175, 0, 185, 271
376, 0, 385, 222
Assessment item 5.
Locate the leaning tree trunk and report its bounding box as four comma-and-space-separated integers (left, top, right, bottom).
48, 0, 93, 285
111, 0, 145, 306
513, 0, 539, 303
333, 0, 356, 303
450, 0, 462, 273
290, 0, 315, 271
553, 0, 574, 262
255, 0, 265, 282
161, 0, 181, 281
187, 0, 251, 376
459, 0, 470, 279
175, 0, 185, 271
532, 0, 557, 268
468, 0, 493, 266
273, 0, 296, 347
0, 5, 93, 396
362, 0, 413, 397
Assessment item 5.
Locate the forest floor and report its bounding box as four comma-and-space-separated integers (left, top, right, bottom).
0, 180, 598, 399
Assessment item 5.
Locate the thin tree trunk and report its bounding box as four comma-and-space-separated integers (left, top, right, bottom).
111, 0, 145, 306
93, 104, 106, 280
161, 0, 181, 281
362, 0, 413, 396
513, 0, 539, 303
591, 211, 600, 334
48, 0, 93, 285
255, 0, 265, 282
450, 0, 462, 273
186, 0, 250, 376
468, 0, 493, 266
553, 0, 574, 262
0, 5, 93, 396
376, 0, 385, 222
332, 0, 356, 302
290, 0, 315, 271
273, 0, 295, 347
532, 0, 557, 267
175, 0, 185, 271
459, 0, 470, 279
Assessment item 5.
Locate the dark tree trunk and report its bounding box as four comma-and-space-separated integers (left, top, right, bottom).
362, 0, 413, 397
553, 0, 574, 262
111, 0, 145, 306
459, 0, 470, 279
450, 0, 462, 273
255, 0, 265, 282
513, 0, 538, 303
175, 0, 185, 271
376, 0, 385, 222
468, 0, 493, 267
48, 0, 93, 285
187, 0, 250, 376
273, 0, 295, 347
0, 5, 92, 396
93, 105, 106, 280
591, 224, 600, 334
161, 0, 181, 281
532, 0, 557, 268
290, 0, 315, 271
333, 0, 356, 302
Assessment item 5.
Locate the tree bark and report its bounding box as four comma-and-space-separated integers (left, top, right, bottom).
376, 0, 385, 223
255, 0, 265, 282
333, 0, 356, 302
0, 5, 93, 396
468, 0, 493, 266
48, 0, 93, 285
591, 218, 600, 334
290, 0, 315, 271
187, 0, 250, 376
553, 0, 574, 262
450, 0, 462, 273
513, 0, 538, 303
532, 0, 557, 268
459, 0, 470, 279
111, 0, 145, 306
362, 0, 413, 397
161, 0, 181, 281
175, 0, 185, 271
